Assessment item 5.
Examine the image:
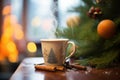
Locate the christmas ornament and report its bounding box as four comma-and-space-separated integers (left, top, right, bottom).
97, 19, 116, 39
87, 6, 102, 19
66, 16, 80, 27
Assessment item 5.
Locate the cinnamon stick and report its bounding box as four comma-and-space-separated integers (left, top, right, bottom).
35, 64, 65, 71
35, 65, 56, 71
56, 66, 65, 71
70, 64, 86, 70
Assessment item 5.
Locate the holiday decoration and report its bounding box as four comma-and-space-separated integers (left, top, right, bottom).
66, 16, 80, 27
97, 19, 116, 39
48, 48, 58, 64
87, 6, 102, 19
56, 0, 120, 68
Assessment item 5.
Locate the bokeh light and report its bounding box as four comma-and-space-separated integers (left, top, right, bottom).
27, 42, 37, 53
2, 5, 11, 16
31, 16, 41, 27
14, 24, 24, 40
7, 41, 18, 63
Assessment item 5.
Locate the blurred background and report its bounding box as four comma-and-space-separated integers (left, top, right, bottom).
0, 0, 80, 80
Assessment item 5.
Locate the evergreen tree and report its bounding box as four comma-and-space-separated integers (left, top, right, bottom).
56, 0, 120, 68
48, 48, 58, 64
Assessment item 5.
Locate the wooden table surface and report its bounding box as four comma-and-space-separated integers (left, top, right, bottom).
10, 57, 120, 80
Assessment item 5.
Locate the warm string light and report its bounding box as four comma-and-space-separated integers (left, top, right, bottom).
0, 5, 24, 63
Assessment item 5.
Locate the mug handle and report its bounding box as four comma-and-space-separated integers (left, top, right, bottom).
65, 41, 76, 60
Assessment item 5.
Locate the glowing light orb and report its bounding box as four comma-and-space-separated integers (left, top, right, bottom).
27, 42, 37, 53
2, 5, 11, 16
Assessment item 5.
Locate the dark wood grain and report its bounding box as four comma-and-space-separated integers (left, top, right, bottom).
10, 57, 120, 80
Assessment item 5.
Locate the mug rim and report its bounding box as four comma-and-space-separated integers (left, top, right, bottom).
40, 38, 69, 41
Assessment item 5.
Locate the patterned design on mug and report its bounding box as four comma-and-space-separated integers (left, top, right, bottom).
47, 48, 58, 64
44, 48, 48, 57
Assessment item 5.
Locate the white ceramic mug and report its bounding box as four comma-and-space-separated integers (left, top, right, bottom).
40, 39, 75, 66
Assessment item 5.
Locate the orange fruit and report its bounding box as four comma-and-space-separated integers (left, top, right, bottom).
97, 19, 116, 39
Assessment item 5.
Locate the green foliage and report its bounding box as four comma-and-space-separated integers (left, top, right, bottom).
98, 0, 120, 20
55, 0, 120, 68
76, 50, 119, 68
